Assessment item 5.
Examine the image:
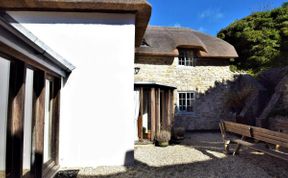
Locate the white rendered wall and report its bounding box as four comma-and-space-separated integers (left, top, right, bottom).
8, 11, 136, 167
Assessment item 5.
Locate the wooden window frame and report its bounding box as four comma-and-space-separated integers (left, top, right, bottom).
178, 49, 197, 66
178, 91, 196, 113
2, 55, 61, 178
42, 75, 61, 178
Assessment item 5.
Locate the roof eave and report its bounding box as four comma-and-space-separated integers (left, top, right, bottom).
135, 51, 178, 58
0, 0, 152, 47
198, 55, 239, 59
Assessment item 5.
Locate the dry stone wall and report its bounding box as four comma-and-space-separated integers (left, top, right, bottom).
135, 56, 237, 130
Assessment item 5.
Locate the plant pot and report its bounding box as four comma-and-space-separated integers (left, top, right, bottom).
147, 131, 151, 140
158, 141, 169, 147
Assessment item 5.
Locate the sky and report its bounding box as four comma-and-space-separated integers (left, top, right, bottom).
148, 0, 287, 36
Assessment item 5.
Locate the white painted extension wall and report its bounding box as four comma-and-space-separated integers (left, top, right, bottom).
8, 12, 136, 167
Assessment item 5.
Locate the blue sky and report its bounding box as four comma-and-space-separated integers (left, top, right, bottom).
148, 0, 287, 36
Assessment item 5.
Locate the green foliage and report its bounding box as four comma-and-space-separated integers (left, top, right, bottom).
218, 4, 288, 75
283, 2, 288, 8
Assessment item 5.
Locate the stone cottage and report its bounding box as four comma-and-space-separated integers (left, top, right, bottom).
0, 0, 239, 177
134, 26, 238, 136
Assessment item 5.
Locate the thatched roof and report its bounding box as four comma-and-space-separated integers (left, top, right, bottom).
136, 26, 238, 58
0, 0, 151, 47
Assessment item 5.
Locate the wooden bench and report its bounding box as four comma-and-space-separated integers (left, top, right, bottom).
219, 120, 288, 161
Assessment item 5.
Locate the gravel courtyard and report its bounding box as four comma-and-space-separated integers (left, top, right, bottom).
56, 132, 288, 178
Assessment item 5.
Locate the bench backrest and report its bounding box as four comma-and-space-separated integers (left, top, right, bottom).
221, 121, 288, 148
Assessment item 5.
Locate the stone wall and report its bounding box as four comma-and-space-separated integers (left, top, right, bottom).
135, 56, 237, 130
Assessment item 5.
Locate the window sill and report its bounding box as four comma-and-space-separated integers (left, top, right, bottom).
175, 112, 196, 116
177, 65, 195, 68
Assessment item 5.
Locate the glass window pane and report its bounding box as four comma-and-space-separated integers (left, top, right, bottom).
183, 99, 186, 106
22, 69, 34, 176
0, 57, 10, 178
179, 92, 197, 112
44, 80, 53, 163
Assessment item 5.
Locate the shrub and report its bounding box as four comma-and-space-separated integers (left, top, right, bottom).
156, 130, 171, 142
217, 4, 288, 75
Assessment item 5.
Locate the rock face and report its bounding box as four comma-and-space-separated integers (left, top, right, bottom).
135, 56, 236, 130
221, 67, 288, 129
225, 74, 267, 125
256, 67, 288, 128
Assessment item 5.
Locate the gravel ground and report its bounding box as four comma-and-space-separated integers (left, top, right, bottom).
56, 132, 288, 178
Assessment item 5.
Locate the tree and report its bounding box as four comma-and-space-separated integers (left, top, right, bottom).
217, 3, 288, 75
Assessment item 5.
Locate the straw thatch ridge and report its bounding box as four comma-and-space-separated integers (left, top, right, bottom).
0, 0, 152, 47
136, 26, 238, 58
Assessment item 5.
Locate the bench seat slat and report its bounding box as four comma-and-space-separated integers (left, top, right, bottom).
225, 127, 251, 137
220, 120, 288, 161
230, 139, 288, 161
253, 135, 288, 148
224, 121, 288, 140
253, 127, 288, 140
253, 130, 288, 148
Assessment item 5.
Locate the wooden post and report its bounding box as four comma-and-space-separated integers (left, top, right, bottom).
51, 78, 61, 165
150, 88, 156, 141
31, 71, 45, 178
155, 88, 161, 134
167, 90, 172, 131
6, 61, 26, 178
171, 90, 175, 125
138, 88, 143, 141
161, 91, 166, 130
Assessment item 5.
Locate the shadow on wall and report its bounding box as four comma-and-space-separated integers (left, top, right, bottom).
174, 74, 268, 130
174, 78, 235, 130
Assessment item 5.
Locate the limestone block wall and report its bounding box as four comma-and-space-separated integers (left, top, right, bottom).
135, 56, 236, 130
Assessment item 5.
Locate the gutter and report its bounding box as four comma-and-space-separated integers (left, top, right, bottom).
0, 12, 75, 74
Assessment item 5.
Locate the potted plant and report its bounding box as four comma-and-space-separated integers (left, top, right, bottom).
171, 127, 185, 144
156, 130, 171, 147
147, 130, 151, 140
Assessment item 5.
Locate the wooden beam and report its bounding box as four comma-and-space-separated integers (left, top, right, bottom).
31, 70, 45, 178
150, 88, 156, 141
6, 60, 26, 178
0, 38, 66, 77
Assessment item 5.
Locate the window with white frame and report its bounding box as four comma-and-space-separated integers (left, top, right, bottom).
178, 92, 195, 112
178, 49, 197, 66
